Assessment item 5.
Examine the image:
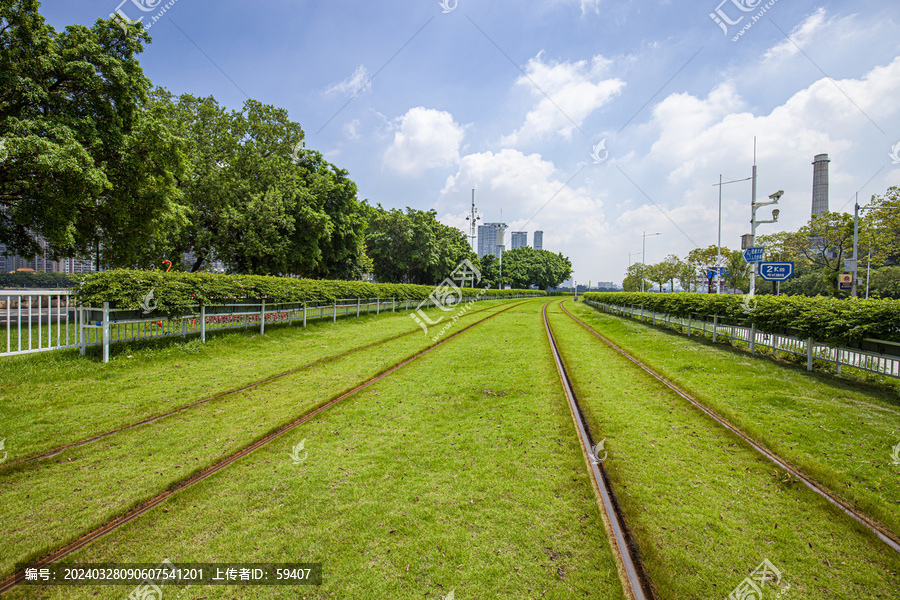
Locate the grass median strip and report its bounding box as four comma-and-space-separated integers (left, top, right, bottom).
0, 301, 518, 581
6, 300, 628, 600
568, 300, 900, 540
547, 300, 900, 599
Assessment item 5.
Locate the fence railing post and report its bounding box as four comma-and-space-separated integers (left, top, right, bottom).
687, 314, 692, 337
303, 305, 307, 327
807, 337, 815, 371
333, 300, 337, 323
749, 323, 756, 354
357, 297, 360, 318
260, 299, 266, 335
79, 305, 86, 355
377, 298, 380, 315
102, 302, 110, 363
201, 305, 207, 343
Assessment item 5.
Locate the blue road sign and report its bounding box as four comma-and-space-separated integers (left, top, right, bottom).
706, 267, 729, 279
759, 262, 794, 281
743, 246, 765, 263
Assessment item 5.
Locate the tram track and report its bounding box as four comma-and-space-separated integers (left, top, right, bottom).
2, 301, 507, 470
558, 299, 900, 556
542, 301, 654, 600
0, 299, 531, 595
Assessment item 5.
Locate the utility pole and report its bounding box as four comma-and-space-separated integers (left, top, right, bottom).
466, 189, 480, 253
749, 142, 758, 297
712, 173, 752, 293
852, 193, 859, 297
747, 139, 781, 296
641, 232, 660, 293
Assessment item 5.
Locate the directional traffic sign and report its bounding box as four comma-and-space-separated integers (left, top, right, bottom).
743, 246, 765, 263
758, 262, 794, 281
705, 267, 729, 279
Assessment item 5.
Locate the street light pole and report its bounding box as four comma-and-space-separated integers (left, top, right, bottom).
641, 232, 661, 293
749, 155, 758, 296
712, 174, 753, 293
746, 140, 781, 296
853, 194, 859, 297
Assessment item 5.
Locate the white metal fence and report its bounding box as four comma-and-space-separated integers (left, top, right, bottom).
587, 300, 900, 379
1, 290, 539, 362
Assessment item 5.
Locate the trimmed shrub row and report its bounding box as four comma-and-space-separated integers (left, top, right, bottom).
584, 292, 900, 347
75, 270, 544, 315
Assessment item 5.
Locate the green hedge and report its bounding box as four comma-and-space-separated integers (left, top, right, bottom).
75, 270, 545, 315
584, 292, 900, 346
0, 271, 79, 289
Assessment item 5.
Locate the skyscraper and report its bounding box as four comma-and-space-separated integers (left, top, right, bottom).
477, 223, 507, 259
510, 231, 527, 250
533, 230, 543, 250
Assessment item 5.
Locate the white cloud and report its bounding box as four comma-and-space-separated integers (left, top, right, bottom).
648, 55, 900, 186
383, 107, 466, 176
440, 149, 607, 245
326, 65, 371, 96
580, 0, 601, 16
764, 7, 828, 62
501, 53, 625, 146
343, 119, 361, 140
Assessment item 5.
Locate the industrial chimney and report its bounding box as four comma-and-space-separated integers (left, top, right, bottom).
811, 154, 830, 217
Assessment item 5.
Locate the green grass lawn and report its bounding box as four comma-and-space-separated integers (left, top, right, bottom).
6, 299, 628, 600
566, 300, 900, 540
0, 300, 507, 462
548, 300, 900, 599
0, 300, 518, 580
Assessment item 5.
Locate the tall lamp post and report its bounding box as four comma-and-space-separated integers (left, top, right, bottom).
641, 232, 661, 293
852, 197, 896, 298
712, 174, 752, 293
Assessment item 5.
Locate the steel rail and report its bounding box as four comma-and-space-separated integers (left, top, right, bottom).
0, 300, 533, 595
560, 300, 900, 556
542, 302, 653, 600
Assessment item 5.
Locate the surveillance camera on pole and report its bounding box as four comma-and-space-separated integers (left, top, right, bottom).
749, 174, 783, 295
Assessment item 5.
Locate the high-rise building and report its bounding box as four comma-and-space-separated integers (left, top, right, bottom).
477, 223, 507, 259
510, 231, 527, 250
533, 230, 543, 250
0, 239, 95, 275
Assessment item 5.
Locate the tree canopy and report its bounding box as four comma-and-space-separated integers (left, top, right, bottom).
365, 206, 474, 285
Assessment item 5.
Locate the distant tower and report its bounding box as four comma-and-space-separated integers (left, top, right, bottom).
811, 154, 830, 217
478, 223, 507, 259
511, 232, 527, 250
533, 230, 544, 250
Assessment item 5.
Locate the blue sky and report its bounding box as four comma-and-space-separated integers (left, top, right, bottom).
41, 0, 900, 284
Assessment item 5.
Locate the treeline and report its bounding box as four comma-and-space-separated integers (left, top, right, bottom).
624, 185, 900, 298
0, 2, 572, 290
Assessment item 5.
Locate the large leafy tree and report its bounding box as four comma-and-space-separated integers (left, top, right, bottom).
686, 245, 731, 292
724, 249, 750, 293
622, 262, 649, 292
365, 206, 473, 285
0, 2, 181, 265
785, 212, 855, 297
152, 92, 367, 276
499, 246, 572, 290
